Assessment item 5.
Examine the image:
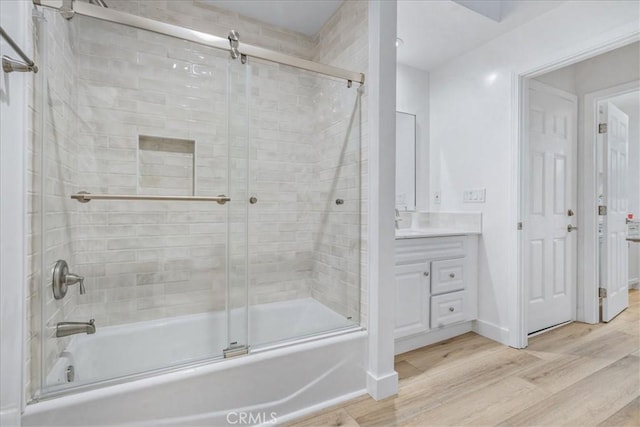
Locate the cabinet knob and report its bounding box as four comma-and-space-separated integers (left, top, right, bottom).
449, 273, 455, 278
424, 272, 429, 276
449, 307, 455, 312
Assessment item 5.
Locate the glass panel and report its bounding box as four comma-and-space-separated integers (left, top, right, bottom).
37, 12, 233, 394
226, 58, 250, 352
247, 60, 362, 349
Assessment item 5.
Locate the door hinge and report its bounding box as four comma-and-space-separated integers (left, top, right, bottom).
598, 123, 608, 134
598, 205, 607, 215
517, 222, 523, 230
599, 287, 607, 298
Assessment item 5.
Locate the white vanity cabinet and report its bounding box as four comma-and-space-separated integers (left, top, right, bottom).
394, 234, 479, 354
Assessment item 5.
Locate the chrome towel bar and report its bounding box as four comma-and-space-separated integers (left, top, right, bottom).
71, 192, 231, 204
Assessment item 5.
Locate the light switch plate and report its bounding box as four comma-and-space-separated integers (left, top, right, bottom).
463, 188, 486, 203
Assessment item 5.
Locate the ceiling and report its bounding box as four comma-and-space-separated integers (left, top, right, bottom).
397, 0, 566, 71
201, 0, 344, 37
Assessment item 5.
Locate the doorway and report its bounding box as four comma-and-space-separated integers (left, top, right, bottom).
520, 41, 640, 341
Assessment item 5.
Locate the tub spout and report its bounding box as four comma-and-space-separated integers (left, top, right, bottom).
56, 319, 96, 337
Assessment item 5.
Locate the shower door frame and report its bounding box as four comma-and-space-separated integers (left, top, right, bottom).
32, 0, 365, 85
27, 0, 370, 400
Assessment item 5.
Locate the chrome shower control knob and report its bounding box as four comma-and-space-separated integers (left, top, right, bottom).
52, 260, 85, 300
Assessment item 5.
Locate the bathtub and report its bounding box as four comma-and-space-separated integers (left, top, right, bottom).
24, 298, 367, 426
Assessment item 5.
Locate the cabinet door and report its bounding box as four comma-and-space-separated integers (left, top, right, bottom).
395, 262, 430, 338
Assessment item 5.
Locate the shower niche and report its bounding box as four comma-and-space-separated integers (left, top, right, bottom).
137, 135, 196, 196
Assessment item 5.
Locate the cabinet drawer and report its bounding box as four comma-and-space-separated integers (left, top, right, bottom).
431, 258, 465, 295
431, 291, 467, 328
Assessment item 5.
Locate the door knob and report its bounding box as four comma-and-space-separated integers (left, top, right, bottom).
567, 224, 578, 232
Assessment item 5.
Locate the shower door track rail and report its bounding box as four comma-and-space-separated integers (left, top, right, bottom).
70, 192, 231, 204
32, 0, 365, 85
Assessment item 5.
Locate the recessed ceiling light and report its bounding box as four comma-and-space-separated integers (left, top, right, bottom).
395, 37, 404, 48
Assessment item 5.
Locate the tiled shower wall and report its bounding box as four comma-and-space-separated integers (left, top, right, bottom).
28, 0, 368, 397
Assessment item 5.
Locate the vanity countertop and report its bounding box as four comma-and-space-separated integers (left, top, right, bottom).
395, 228, 482, 239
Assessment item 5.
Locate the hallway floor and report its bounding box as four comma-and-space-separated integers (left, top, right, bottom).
289, 289, 639, 426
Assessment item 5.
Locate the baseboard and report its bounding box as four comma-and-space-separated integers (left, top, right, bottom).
366, 371, 398, 400
472, 319, 509, 346
269, 389, 367, 426
394, 322, 473, 355
0, 407, 21, 427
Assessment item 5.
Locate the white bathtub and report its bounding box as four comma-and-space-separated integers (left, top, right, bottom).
25, 298, 367, 426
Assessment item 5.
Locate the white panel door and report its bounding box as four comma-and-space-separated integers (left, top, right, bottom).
525, 81, 578, 334
601, 102, 629, 322
394, 262, 430, 338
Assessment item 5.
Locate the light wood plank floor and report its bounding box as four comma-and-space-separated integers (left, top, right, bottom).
288, 289, 639, 427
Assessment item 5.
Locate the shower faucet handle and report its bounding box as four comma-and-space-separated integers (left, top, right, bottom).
52, 260, 86, 299
65, 273, 85, 294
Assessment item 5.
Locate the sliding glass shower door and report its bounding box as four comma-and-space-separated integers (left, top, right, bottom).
33, 3, 363, 400
225, 58, 250, 357
244, 59, 363, 350
35, 10, 250, 395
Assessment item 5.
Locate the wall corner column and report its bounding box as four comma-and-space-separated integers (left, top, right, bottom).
367, 0, 398, 400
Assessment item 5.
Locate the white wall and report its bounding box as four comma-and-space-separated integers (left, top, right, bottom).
1, 1, 29, 424
428, 0, 640, 344
536, 42, 640, 94
396, 64, 429, 211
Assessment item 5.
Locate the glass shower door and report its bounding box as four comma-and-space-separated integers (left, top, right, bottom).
225, 57, 250, 357
35, 11, 240, 396
245, 59, 363, 350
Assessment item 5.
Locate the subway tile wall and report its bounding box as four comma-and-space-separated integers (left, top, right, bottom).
28, 0, 368, 398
